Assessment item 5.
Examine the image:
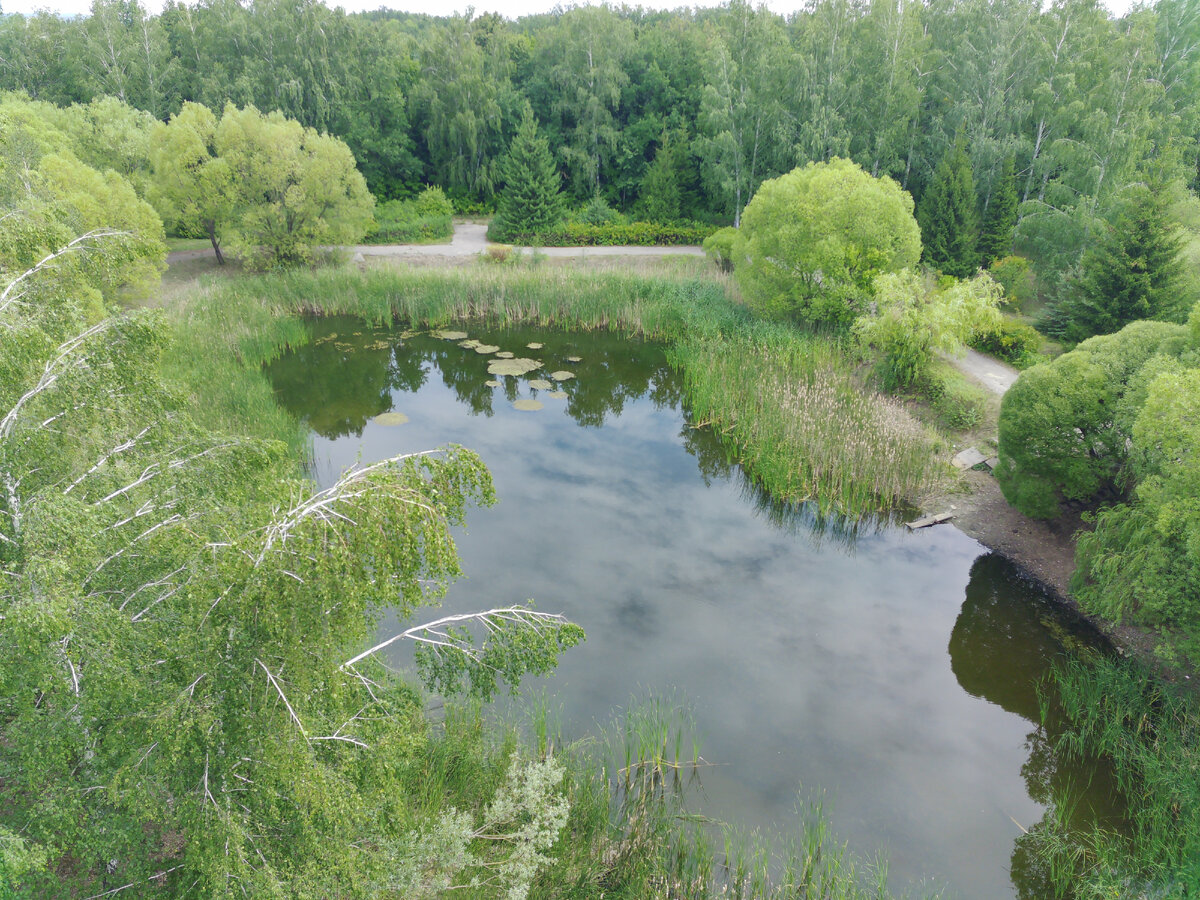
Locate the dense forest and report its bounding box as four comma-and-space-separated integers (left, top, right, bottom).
1, 0, 1197, 297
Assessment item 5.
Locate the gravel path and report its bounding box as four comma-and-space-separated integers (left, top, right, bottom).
168, 221, 705, 265
946, 347, 1020, 396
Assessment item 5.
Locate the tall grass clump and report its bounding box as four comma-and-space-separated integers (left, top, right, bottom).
1028, 658, 1200, 898
197, 264, 940, 514
429, 694, 922, 900
671, 327, 937, 514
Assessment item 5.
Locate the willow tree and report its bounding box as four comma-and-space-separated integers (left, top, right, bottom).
0, 210, 581, 895
734, 157, 922, 326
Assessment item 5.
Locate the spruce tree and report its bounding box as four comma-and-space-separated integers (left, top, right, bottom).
918, 137, 980, 278
636, 134, 682, 223
1058, 185, 1185, 342
489, 106, 564, 242
978, 156, 1018, 267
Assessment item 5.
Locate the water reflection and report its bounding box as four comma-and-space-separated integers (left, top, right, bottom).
264, 316, 1125, 900
949, 554, 1127, 899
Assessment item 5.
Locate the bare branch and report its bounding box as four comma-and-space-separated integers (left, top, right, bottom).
0, 229, 131, 318
256, 658, 307, 740
340, 607, 571, 671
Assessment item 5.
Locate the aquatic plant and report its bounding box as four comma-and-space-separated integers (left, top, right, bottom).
193, 264, 939, 514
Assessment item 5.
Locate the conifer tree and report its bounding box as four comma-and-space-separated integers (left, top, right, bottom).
978, 156, 1018, 267
489, 106, 564, 242
636, 133, 682, 223
918, 137, 979, 278
1057, 185, 1184, 342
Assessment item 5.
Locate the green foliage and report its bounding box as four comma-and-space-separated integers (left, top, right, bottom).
702, 225, 738, 273
920, 361, 989, 431
0, 827, 46, 898
988, 254, 1037, 311
573, 193, 623, 226
1072, 366, 1200, 637
151, 101, 374, 269
969, 316, 1045, 368
855, 269, 1002, 389
488, 107, 565, 243
918, 136, 980, 279
635, 133, 683, 223
0, 229, 583, 895
996, 319, 1191, 518
507, 221, 716, 247
977, 156, 1018, 267
1053, 184, 1187, 342
366, 187, 455, 245
215, 103, 375, 269
733, 158, 922, 327
1031, 659, 1200, 896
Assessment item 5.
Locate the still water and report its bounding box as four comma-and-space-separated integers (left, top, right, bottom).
265, 317, 1125, 899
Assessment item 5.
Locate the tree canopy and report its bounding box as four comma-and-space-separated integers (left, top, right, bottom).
732, 158, 922, 326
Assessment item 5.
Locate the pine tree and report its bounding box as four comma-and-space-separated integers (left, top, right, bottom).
918, 137, 980, 279
489, 106, 564, 242
978, 156, 1018, 267
1057, 185, 1185, 342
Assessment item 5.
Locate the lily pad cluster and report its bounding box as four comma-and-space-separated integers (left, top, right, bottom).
431, 328, 584, 413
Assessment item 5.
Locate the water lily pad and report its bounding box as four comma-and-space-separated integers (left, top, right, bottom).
485, 380, 501, 388
566, 356, 582, 363
458, 339, 481, 349
488, 357, 543, 377
315, 332, 338, 344
367, 340, 391, 350
549, 370, 575, 381
513, 398, 544, 411
528, 379, 553, 390
400, 330, 417, 339
526, 342, 543, 350
494, 351, 514, 359
547, 390, 568, 399
372, 412, 409, 426
474, 344, 501, 354
433, 329, 468, 340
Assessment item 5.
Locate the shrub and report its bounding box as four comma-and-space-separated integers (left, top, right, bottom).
505, 221, 717, 247
921, 362, 988, 430
366, 186, 455, 245
987, 255, 1037, 310
996, 320, 1191, 517
702, 226, 738, 272
969, 316, 1044, 368
574, 194, 623, 226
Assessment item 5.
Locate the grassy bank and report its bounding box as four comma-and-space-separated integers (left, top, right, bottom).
186, 264, 940, 515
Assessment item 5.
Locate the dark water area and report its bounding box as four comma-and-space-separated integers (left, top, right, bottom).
265, 317, 1127, 899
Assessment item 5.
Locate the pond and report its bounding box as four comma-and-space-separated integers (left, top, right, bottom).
265, 317, 1127, 900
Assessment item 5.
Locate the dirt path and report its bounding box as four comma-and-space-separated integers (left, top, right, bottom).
952, 347, 1019, 396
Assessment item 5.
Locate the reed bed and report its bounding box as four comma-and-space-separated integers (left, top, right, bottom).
190, 263, 940, 516
1031, 658, 1200, 898
671, 330, 936, 515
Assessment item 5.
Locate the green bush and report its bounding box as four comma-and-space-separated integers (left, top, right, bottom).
921, 362, 988, 430
969, 316, 1044, 368
988, 255, 1037, 310
573, 194, 624, 226
366, 186, 455, 244
702, 226, 738, 272
506, 221, 717, 247
996, 319, 1191, 517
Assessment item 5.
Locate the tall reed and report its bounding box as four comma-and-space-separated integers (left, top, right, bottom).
1030, 658, 1200, 898
194, 264, 939, 515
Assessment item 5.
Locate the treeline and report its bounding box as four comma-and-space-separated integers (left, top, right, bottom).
1, 0, 1197, 281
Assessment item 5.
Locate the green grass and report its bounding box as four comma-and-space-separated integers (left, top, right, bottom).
1030, 658, 1200, 898
190, 263, 940, 515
